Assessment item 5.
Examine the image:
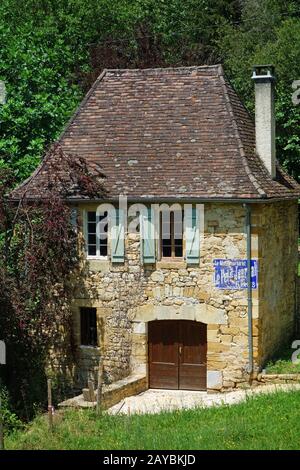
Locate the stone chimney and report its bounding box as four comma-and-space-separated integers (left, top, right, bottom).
252, 65, 276, 179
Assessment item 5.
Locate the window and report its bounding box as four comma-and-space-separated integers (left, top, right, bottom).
80, 307, 97, 346
86, 211, 108, 258
160, 211, 183, 258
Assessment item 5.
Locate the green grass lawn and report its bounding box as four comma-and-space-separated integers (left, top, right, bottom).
5, 390, 300, 450
265, 343, 300, 374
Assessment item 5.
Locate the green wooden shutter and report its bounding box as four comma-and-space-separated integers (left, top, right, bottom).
185, 205, 200, 264
142, 207, 156, 264
111, 208, 125, 263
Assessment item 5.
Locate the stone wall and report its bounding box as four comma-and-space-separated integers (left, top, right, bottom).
257, 373, 300, 385
70, 201, 298, 392
256, 200, 298, 366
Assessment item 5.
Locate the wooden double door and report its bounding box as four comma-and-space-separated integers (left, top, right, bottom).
148, 320, 207, 390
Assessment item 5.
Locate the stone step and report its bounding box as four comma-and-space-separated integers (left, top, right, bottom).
58, 373, 147, 410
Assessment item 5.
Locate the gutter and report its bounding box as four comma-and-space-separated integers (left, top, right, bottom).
18, 196, 297, 205
244, 203, 253, 375
70, 195, 299, 204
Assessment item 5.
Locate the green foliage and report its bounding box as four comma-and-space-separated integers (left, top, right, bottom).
0, 1, 85, 181
219, 1, 300, 180
0, 0, 299, 181
265, 341, 300, 373
0, 147, 105, 420
5, 390, 300, 450
0, 386, 23, 433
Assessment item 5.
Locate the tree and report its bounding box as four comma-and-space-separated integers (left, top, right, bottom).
0, 145, 105, 418
0, 1, 242, 181
219, 1, 300, 180
1, 0, 299, 181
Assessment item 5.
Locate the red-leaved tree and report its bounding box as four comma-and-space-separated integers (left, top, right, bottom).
0, 145, 105, 419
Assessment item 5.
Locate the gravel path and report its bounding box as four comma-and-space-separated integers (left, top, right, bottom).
107, 384, 300, 415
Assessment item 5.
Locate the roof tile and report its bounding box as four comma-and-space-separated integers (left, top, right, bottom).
12, 65, 300, 201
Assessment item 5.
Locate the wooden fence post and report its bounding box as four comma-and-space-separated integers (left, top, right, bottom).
47, 379, 53, 431
88, 379, 95, 402
96, 318, 104, 415
0, 391, 4, 450
96, 357, 104, 415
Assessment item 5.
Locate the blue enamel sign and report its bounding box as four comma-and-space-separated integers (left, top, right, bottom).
213, 259, 258, 290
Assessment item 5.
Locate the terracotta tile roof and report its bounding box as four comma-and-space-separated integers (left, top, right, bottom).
11, 65, 300, 201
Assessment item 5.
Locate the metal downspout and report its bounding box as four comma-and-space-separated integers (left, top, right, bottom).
244, 203, 253, 375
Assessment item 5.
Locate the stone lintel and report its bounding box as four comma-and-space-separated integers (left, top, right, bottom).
132, 303, 227, 325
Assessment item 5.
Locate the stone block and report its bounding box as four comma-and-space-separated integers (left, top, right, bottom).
207, 370, 223, 389
153, 287, 163, 299
155, 305, 180, 320
220, 326, 240, 335
208, 342, 230, 353
207, 360, 227, 370
179, 304, 196, 320
221, 334, 232, 344
183, 287, 195, 297
131, 342, 147, 357
150, 271, 165, 282
134, 304, 154, 322
132, 321, 146, 334
207, 324, 219, 330
88, 260, 110, 273
195, 303, 227, 325
229, 317, 248, 328
207, 330, 220, 341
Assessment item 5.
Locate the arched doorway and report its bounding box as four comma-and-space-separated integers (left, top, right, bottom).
148, 320, 207, 390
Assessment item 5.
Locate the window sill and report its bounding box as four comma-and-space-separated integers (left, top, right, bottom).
86, 258, 110, 272
156, 259, 187, 269
79, 345, 100, 356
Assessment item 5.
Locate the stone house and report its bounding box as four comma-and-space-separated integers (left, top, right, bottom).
12, 65, 300, 392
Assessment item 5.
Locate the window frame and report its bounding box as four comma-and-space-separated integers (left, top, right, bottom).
160, 210, 184, 260
84, 210, 108, 260
80, 307, 98, 347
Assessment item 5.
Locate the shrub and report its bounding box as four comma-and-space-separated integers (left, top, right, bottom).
0, 386, 23, 433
